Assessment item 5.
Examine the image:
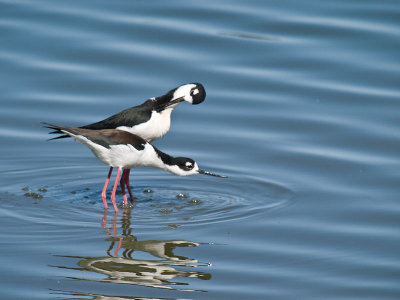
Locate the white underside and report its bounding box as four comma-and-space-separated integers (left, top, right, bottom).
62, 127, 200, 176
64, 132, 162, 168
116, 108, 173, 142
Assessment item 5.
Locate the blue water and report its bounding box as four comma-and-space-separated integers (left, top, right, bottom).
1, 0, 400, 299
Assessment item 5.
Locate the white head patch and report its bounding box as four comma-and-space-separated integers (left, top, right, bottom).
173, 84, 196, 103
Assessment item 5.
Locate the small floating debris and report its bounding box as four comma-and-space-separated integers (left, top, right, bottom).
188, 199, 202, 205
121, 203, 133, 209
176, 193, 189, 199
143, 189, 153, 193
159, 208, 173, 214
24, 192, 43, 199
71, 191, 77, 194
38, 188, 47, 193
166, 224, 180, 229
22, 187, 29, 192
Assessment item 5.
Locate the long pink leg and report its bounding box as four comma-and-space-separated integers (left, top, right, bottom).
112, 210, 118, 236
114, 237, 123, 258
101, 167, 113, 209
125, 169, 134, 203
110, 167, 122, 212
120, 169, 129, 206
102, 208, 108, 229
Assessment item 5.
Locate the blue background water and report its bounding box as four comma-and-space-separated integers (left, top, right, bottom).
1, 0, 400, 299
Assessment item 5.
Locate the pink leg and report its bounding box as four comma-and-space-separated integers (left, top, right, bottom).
110, 167, 122, 212
114, 237, 123, 258
102, 208, 108, 229
120, 169, 129, 206
125, 169, 134, 203
101, 167, 113, 210
112, 210, 118, 236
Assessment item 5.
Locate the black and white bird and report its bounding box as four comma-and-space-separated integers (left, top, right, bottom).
43, 123, 226, 212
46, 83, 206, 203
48, 83, 205, 142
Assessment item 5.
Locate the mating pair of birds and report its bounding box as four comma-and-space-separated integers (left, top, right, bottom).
44, 83, 226, 212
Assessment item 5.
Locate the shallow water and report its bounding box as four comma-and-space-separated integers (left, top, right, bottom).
1, 0, 400, 299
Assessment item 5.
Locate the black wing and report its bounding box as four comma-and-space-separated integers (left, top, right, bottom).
81, 129, 147, 150
42, 122, 147, 150
81, 100, 153, 130
46, 100, 154, 139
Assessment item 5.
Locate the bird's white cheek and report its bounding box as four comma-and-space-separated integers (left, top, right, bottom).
185, 97, 194, 104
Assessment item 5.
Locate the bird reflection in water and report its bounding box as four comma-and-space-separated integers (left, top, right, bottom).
56, 208, 211, 293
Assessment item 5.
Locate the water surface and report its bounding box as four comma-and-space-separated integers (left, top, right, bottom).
1, 0, 400, 299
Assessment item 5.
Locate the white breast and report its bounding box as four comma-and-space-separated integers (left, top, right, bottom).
63, 132, 165, 169
116, 109, 173, 142
108, 143, 161, 168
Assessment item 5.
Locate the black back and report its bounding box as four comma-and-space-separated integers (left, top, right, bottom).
45, 84, 186, 139
81, 87, 179, 130
81, 100, 154, 130
42, 123, 146, 150
78, 129, 146, 150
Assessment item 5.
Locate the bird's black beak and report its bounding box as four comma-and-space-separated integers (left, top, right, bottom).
167, 96, 185, 107
198, 169, 227, 178
155, 96, 185, 112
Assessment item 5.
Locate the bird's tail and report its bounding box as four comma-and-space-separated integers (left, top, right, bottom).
42, 122, 73, 140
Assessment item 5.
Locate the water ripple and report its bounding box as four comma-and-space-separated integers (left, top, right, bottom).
8, 172, 293, 228
1, 0, 400, 298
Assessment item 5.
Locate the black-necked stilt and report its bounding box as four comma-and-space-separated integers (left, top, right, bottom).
47, 83, 206, 142
46, 83, 206, 200
43, 123, 226, 212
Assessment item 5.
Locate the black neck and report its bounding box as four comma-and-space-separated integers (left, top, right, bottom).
153, 147, 175, 166
153, 89, 176, 112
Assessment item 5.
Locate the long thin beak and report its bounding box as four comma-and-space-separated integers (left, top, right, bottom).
167, 96, 185, 107
198, 169, 227, 178
156, 96, 185, 112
